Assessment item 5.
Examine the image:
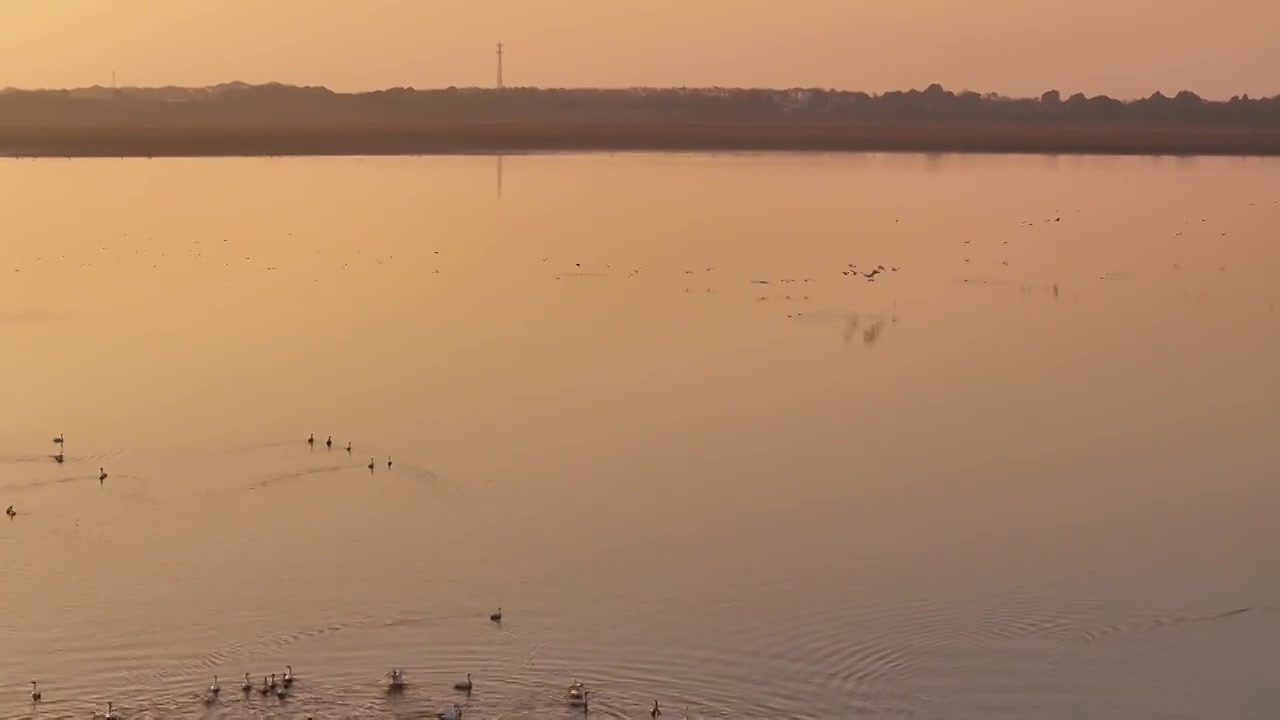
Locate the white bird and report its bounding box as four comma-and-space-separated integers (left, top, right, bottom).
30, 681, 40, 701
454, 673, 473, 691
209, 675, 220, 694
438, 703, 462, 720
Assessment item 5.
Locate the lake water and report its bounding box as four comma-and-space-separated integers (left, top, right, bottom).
1, 153, 1278, 719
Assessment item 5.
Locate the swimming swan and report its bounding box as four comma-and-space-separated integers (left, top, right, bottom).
454, 673, 473, 691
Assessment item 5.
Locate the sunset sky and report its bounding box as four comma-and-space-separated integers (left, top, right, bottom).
2, 0, 1274, 99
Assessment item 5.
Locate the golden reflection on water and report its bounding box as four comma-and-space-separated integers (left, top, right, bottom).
0, 154, 1278, 719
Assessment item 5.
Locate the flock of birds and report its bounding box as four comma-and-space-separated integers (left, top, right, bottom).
22, 606, 675, 719
5, 433, 111, 519
9, 436, 680, 719
306, 432, 391, 472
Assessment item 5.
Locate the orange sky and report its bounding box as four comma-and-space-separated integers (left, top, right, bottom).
1, 0, 1275, 99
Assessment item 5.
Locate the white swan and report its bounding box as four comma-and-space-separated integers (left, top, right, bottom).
454, 673, 473, 691
438, 703, 462, 720
209, 675, 220, 694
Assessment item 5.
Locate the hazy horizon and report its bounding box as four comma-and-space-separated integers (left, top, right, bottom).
2, 0, 1277, 100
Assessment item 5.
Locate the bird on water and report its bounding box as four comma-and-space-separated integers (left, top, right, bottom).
52, 433, 64, 445
652, 700, 663, 717
368, 457, 376, 471
490, 606, 503, 622
30, 681, 40, 701
387, 455, 393, 469
454, 673, 473, 691
307, 433, 315, 446
326, 435, 333, 449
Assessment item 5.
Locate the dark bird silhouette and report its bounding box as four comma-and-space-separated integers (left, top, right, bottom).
307, 433, 315, 446
490, 607, 503, 622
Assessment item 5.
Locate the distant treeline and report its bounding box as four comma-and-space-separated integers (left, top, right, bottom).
1, 82, 1278, 128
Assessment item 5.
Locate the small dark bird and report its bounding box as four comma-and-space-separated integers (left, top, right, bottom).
100, 468, 108, 481
325, 436, 332, 449
52, 434, 64, 445
387, 455, 393, 469
652, 700, 662, 718
54, 452, 64, 464
30, 682, 40, 701
368, 457, 376, 471
6, 505, 15, 518
307, 433, 315, 446
345, 441, 352, 453
490, 607, 503, 622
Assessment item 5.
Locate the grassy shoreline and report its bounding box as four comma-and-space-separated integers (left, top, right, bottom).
3, 122, 1280, 158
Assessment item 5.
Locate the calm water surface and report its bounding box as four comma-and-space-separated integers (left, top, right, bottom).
1, 154, 1278, 719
